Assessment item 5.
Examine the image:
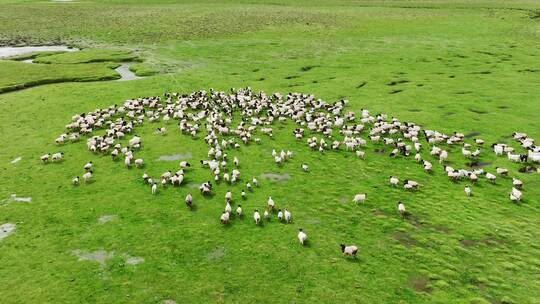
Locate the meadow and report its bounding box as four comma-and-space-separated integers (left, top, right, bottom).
0, 1, 539, 303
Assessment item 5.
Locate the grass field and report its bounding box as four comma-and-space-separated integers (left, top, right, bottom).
0, 1, 540, 303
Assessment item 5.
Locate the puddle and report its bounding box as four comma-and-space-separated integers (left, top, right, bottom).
261, 173, 290, 181
0, 223, 16, 240
157, 153, 192, 161
11, 156, 22, 164
71, 249, 114, 266
98, 215, 117, 224
115, 64, 142, 81
1, 194, 32, 204
123, 254, 145, 265
0, 46, 78, 58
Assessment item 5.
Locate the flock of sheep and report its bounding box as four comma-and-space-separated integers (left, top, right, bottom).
41, 87, 539, 257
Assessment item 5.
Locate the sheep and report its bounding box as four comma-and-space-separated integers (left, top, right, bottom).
233, 157, 239, 167
512, 178, 523, 189
403, 180, 419, 190
468, 172, 478, 184
277, 209, 283, 221
284, 209, 292, 223
225, 201, 232, 214
253, 210, 261, 225
340, 244, 358, 257
135, 158, 144, 168
510, 187, 522, 202
179, 161, 191, 168
465, 185, 472, 197
356, 150, 365, 159
220, 212, 230, 225
151, 183, 157, 195
225, 190, 232, 202
439, 150, 448, 164
389, 176, 399, 187
52, 152, 64, 162
82, 171, 93, 183
352, 193, 366, 204
301, 163, 309, 172
41, 153, 51, 163
72, 176, 79, 185
297, 229, 307, 245
496, 167, 508, 176
246, 182, 252, 191
423, 161, 432, 172
252, 177, 258, 187
415, 153, 422, 162
485, 172, 497, 183
267, 196, 275, 211
84, 161, 93, 171
507, 152, 520, 162
236, 205, 242, 217
185, 193, 193, 209
264, 210, 269, 220
397, 202, 406, 218
474, 138, 484, 145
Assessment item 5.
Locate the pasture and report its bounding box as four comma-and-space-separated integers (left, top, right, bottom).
0, 1, 539, 303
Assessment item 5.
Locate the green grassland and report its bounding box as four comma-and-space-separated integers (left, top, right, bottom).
0, 0, 540, 303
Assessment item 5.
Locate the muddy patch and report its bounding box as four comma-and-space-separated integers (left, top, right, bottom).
374, 149, 386, 155
372, 209, 388, 217
124, 254, 145, 265
11, 156, 22, 164
460, 239, 476, 247
207, 246, 226, 261
98, 215, 117, 224
444, 111, 455, 116
157, 153, 192, 161
115, 64, 142, 81
389, 89, 403, 94
466, 161, 492, 168
261, 173, 290, 181
0, 223, 16, 240
71, 249, 114, 266
393, 232, 421, 247
464, 132, 481, 138
409, 276, 432, 293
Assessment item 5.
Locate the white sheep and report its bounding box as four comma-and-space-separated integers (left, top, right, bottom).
82, 171, 93, 183
185, 193, 193, 209
151, 183, 157, 194
389, 176, 399, 187
284, 209, 292, 223
52, 152, 64, 162
298, 229, 307, 245
496, 167, 508, 176
72, 176, 79, 185
84, 161, 93, 170
253, 210, 261, 225
510, 187, 522, 202
277, 209, 283, 221
236, 205, 242, 217
340, 244, 358, 257
220, 211, 230, 225
352, 193, 366, 204
512, 178, 523, 189
135, 159, 144, 168
301, 163, 309, 172
398, 202, 406, 218
40, 153, 50, 163
267, 196, 275, 210
485, 172, 497, 183
179, 161, 191, 168
465, 186, 471, 197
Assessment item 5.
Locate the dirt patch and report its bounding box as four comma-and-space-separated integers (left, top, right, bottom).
460, 239, 476, 247
409, 276, 432, 293
157, 153, 192, 161
374, 149, 385, 154
481, 237, 505, 246
71, 249, 114, 266
261, 173, 290, 181
0, 223, 16, 240
98, 215, 117, 224
393, 232, 421, 247
207, 246, 226, 261
432, 225, 450, 234
124, 254, 145, 265
466, 161, 492, 168
372, 209, 387, 217
11, 156, 22, 164
464, 132, 481, 138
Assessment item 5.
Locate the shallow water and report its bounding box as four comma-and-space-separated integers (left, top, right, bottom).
0, 46, 78, 58
157, 153, 192, 161
0, 223, 16, 240
115, 64, 142, 81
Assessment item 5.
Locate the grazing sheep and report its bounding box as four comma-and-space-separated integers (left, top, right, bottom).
40, 153, 50, 163
389, 176, 399, 187
220, 211, 230, 225
82, 171, 93, 183
225, 201, 232, 214
474, 138, 484, 145
179, 161, 191, 168
234, 157, 239, 167
267, 196, 275, 210
236, 205, 242, 217
135, 158, 144, 168
468, 172, 478, 184
485, 172, 497, 183
253, 210, 261, 225
264, 210, 269, 220
423, 161, 432, 172
277, 209, 283, 221
52, 152, 64, 162
72, 176, 79, 185
284, 209, 292, 223
403, 180, 419, 190
301, 163, 309, 172
252, 177, 259, 187
151, 183, 157, 194
352, 193, 366, 204
397, 202, 406, 218
496, 167, 508, 176
439, 150, 448, 164
340, 244, 358, 257
512, 178, 523, 189
465, 185, 471, 197
185, 193, 193, 209
356, 150, 365, 159
225, 190, 232, 201
510, 187, 522, 202
84, 161, 93, 171
298, 229, 307, 245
